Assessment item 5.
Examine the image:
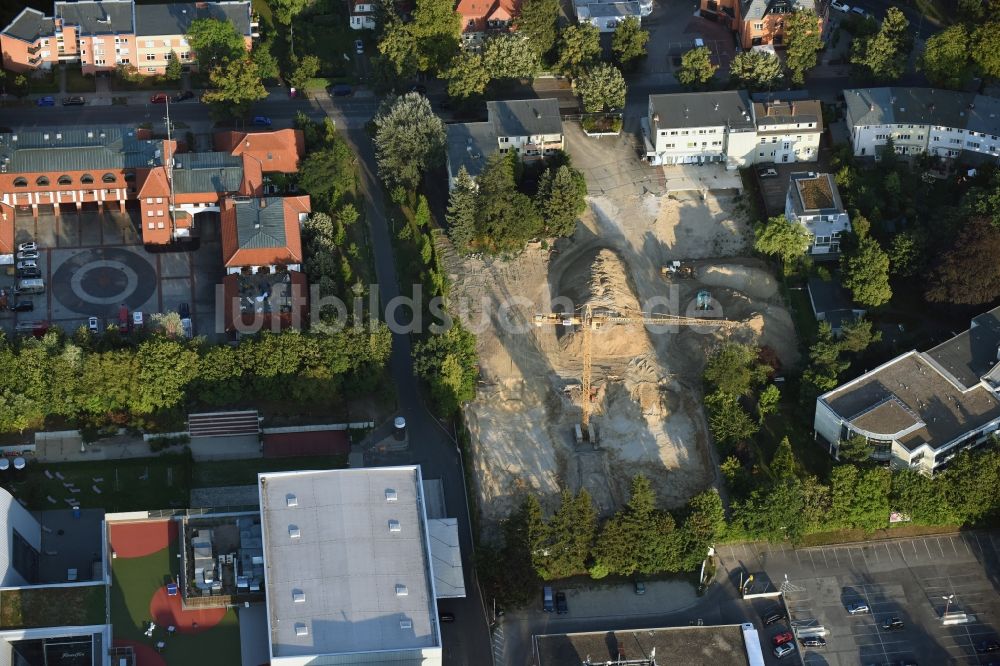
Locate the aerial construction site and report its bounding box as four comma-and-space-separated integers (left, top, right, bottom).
449, 175, 800, 524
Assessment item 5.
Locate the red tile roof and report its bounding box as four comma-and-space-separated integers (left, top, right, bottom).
456, 0, 519, 32
213, 129, 305, 174
220, 195, 309, 268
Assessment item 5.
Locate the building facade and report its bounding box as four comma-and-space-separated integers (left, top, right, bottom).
1, 0, 255, 76
784, 171, 851, 255
845, 87, 1000, 162
698, 0, 825, 50
456, 0, 520, 49
575, 0, 652, 32
349, 0, 377, 29
815, 305, 1000, 474
751, 98, 822, 163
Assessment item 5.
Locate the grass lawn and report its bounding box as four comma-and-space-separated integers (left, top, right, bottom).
7, 455, 191, 512
192, 454, 348, 488
22, 70, 60, 94
110, 76, 180, 92
0, 585, 105, 629
65, 67, 97, 93
293, 13, 356, 78
111, 535, 241, 665
798, 523, 961, 547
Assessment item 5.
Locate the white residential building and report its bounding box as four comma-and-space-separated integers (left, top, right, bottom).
349, 0, 376, 29
845, 87, 1000, 161
785, 172, 851, 255
815, 305, 1000, 474
446, 98, 564, 188
642, 91, 823, 167
574, 0, 651, 32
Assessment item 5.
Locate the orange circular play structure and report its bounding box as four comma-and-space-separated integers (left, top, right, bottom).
148, 585, 227, 633
109, 520, 177, 559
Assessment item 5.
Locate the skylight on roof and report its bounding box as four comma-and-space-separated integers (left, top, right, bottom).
388, 519, 401, 533
385, 489, 397, 502
293, 589, 305, 603
395, 584, 408, 596
286, 493, 298, 507
295, 623, 309, 637
288, 525, 300, 539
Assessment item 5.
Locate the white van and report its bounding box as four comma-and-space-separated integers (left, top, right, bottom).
14, 278, 45, 294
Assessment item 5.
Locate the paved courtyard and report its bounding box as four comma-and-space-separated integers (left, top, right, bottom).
2, 206, 224, 340
719, 532, 1000, 665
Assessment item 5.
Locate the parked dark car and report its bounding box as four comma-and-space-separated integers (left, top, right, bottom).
329, 84, 353, 97
555, 591, 568, 615
542, 586, 554, 612
62, 96, 85, 106
882, 617, 904, 631
36, 96, 55, 107
172, 90, 194, 102
10, 301, 33, 312
439, 612, 455, 623
252, 115, 272, 127
801, 636, 827, 647
150, 93, 168, 104
763, 607, 787, 626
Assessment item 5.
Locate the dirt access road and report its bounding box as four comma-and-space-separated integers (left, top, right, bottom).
448, 124, 799, 524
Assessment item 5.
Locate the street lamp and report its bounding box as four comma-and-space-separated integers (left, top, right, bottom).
942, 594, 954, 617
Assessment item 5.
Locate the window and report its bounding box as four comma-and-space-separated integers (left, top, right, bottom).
754, 22, 763, 29
157, 221, 165, 228
147, 222, 154, 229
94, 59, 105, 65
147, 67, 155, 72
36, 176, 50, 186
958, 129, 964, 134
670, 130, 677, 135
81, 174, 94, 184
11, 529, 38, 584
13, 177, 27, 187
665, 143, 675, 148
147, 210, 154, 217
146, 53, 156, 61
102, 173, 116, 183
499, 137, 508, 143
155, 197, 162, 204
105, 189, 115, 195
969, 141, 981, 148
144, 40, 154, 48
145, 197, 152, 204
163, 39, 170, 47
156, 210, 164, 217
58, 175, 72, 185
760, 137, 767, 144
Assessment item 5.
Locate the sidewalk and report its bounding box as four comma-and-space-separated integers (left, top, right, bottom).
36, 432, 156, 463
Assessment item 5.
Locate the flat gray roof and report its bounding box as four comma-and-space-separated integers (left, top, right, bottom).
649, 91, 755, 131
446, 121, 496, 181
135, 1, 252, 36
2, 8, 55, 42
259, 466, 440, 659
487, 98, 563, 138
55, 0, 134, 35
534, 624, 752, 666
925, 305, 1000, 389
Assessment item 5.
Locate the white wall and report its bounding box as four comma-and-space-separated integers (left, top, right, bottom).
749, 131, 820, 164
0, 489, 41, 587
650, 123, 728, 164
270, 646, 442, 665
813, 400, 843, 454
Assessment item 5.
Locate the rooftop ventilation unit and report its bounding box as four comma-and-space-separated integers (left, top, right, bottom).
385, 489, 397, 502
293, 590, 306, 603
43, 134, 50, 141
88, 131, 94, 138
400, 619, 413, 630
395, 584, 408, 596
388, 519, 401, 533
288, 525, 301, 539
56, 133, 61, 140
295, 623, 309, 637
286, 493, 298, 507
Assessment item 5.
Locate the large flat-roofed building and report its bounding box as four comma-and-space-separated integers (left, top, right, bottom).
533, 623, 764, 665
815, 305, 1000, 473
258, 466, 443, 666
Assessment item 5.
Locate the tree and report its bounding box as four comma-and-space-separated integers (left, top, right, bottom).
927, 217, 1000, 304
704, 342, 768, 397
705, 391, 759, 448
410, 0, 461, 73
851, 7, 912, 80
447, 168, 478, 253
373, 93, 447, 192
888, 229, 926, 277
919, 25, 971, 88
271, 0, 310, 24
611, 17, 648, 69
298, 139, 356, 209
837, 434, 875, 463
377, 19, 420, 79
482, 33, 540, 80
770, 436, 797, 480
576, 63, 626, 112
555, 24, 601, 79
592, 476, 680, 576
729, 50, 783, 89
446, 52, 490, 99
785, 10, 823, 84
479, 495, 543, 608
535, 490, 597, 579
754, 215, 810, 272
731, 479, 807, 542
890, 469, 957, 526
187, 18, 246, 70
474, 152, 543, 252
536, 164, 587, 237
972, 22, 1000, 79
288, 54, 321, 91
114, 63, 143, 84
200, 56, 268, 117
838, 317, 880, 354
412, 323, 478, 415
515, 0, 560, 57
757, 383, 780, 423
677, 489, 726, 569
252, 39, 281, 80
938, 448, 1000, 524
164, 51, 183, 81
842, 235, 891, 307
676, 47, 716, 87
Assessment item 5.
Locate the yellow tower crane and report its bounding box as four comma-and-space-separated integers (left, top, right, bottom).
534, 306, 743, 442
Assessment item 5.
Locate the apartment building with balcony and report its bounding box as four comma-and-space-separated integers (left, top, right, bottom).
456, 0, 520, 50
574, 0, 652, 32
784, 171, 851, 255
446, 98, 564, 188
814, 305, 1000, 474
1, 0, 254, 75
845, 87, 1000, 163
698, 0, 824, 51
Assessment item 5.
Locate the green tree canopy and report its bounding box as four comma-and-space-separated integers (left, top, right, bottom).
164, 51, 183, 81
851, 7, 912, 80
376, 19, 420, 79
754, 215, 810, 271
555, 24, 601, 79
200, 56, 268, 117
677, 47, 717, 87
271, 0, 310, 24
410, 0, 461, 72
474, 152, 543, 252
515, 0, 560, 56
728, 50, 783, 89
919, 25, 971, 88
536, 164, 587, 237
187, 18, 246, 70
298, 139, 356, 209
841, 235, 892, 307
838, 434, 875, 463
535, 490, 597, 579
446, 52, 490, 99
446, 167, 478, 253
373, 93, 447, 192
785, 10, 823, 84
972, 22, 1000, 79
926, 217, 1000, 305
412, 324, 478, 415
757, 383, 780, 423
611, 16, 649, 69
704, 342, 768, 397
592, 476, 680, 576
288, 54, 321, 91
483, 33, 540, 80
576, 63, 627, 112
705, 390, 759, 449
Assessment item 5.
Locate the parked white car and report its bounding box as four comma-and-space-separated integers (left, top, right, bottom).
830, 1, 851, 11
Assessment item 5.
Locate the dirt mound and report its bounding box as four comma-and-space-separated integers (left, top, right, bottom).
696, 263, 779, 300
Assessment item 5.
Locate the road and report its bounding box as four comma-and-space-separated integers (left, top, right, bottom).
1, 92, 493, 666
849, 0, 943, 39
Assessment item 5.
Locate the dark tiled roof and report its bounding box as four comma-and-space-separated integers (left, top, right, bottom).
55, 0, 134, 35
806, 275, 857, 318
173, 152, 243, 193
925, 305, 1000, 389
446, 122, 496, 181
135, 1, 251, 37
0, 127, 160, 172
845, 87, 1000, 137
753, 99, 823, 133
649, 91, 755, 131
534, 625, 751, 666
232, 197, 287, 250
2, 8, 54, 42
487, 98, 562, 138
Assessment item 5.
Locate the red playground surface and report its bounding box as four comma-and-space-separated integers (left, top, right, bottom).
109, 520, 177, 559
149, 585, 227, 634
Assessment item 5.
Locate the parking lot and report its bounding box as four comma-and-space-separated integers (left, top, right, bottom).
638, 0, 738, 83
2, 205, 223, 340
720, 532, 1000, 665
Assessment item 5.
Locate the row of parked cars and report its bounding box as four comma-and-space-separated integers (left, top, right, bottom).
542, 586, 568, 614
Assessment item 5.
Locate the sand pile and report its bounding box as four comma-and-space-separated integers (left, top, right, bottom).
697, 264, 779, 300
